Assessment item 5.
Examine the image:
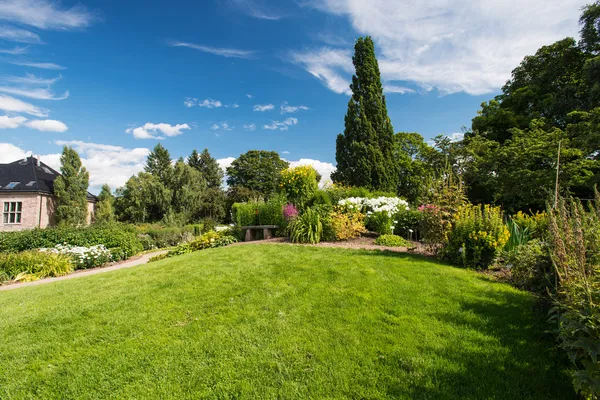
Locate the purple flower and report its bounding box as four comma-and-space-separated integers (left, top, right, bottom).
283, 203, 299, 221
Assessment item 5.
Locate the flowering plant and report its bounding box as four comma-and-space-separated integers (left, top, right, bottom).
283, 203, 299, 221
280, 165, 318, 207
338, 196, 409, 234
40, 243, 113, 269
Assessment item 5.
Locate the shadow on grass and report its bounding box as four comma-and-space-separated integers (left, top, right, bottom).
359, 249, 576, 399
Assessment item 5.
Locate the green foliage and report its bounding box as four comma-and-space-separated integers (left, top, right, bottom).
226, 150, 289, 196
504, 219, 532, 252
580, 1, 600, 54
94, 184, 115, 224
0, 251, 73, 282
547, 194, 600, 398
168, 231, 237, 257
444, 204, 510, 270
288, 208, 323, 244
366, 211, 394, 235
375, 234, 411, 248
308, 190, 332, 207
279, 165, 318, 208
232, 196, 286, 230
142, 227, 194, 248
232, 202, 257, 227
503, 239, 553, 292
54, 146, 90, 227
145, 143, 172, 181
328, 208, 366, 241
332, 36, 398, 192
115, 172, 172, 223
394, 209, 423, 240
394, 132, 436, 204
148, 253, 168, 263
0, 225, 143, 259
511, 210, 549, 239
188, 148, 224, 189
323, 183, 396, 204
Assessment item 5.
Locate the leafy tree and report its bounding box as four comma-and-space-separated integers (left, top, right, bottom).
580, 1, 600, 54
188, 148, 223, 188
94, 184, 115, 224
145, 143, 172, 182
115, 173, 172, 223
331, 36, 398, 192
226, 150, 289, 196
224, 185, 263, 223
170, 160, 206, 219
54, 146, 90, 227
394, 132, 435, 204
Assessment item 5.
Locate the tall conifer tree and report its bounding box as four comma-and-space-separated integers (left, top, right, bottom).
331, 36, 398, 192
54, 146, 90, 226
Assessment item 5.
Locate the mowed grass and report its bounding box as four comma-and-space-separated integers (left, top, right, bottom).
0, 244, 574, 399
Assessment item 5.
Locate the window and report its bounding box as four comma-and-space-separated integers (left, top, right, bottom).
5, 182, 19, 189
3, 202, 22, 224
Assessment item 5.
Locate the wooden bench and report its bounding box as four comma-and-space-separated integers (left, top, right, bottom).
241, 225, 279, 241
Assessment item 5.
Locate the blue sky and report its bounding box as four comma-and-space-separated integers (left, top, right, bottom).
0, 0, 589, 192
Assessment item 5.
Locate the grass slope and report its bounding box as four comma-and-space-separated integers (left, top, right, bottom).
0, 244, 574, 399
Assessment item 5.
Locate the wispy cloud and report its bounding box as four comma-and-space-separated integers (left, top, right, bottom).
0, 115, 67, 132
264, 117, 298, 131
281, 150, 290, 154
0, 94, 47, 116
246, 93, 253, 98
281, 101, 309, 114
383, 85, 415, 94
126, 122, 190, 140
0, 25, 41, 43
0, 0, 94, 30
0, 86, 68, 100
11, 61, 66, 70
5, 73, 62, 85
169, 41, 255, 59
306, 0, 588, 95
225, 0, 283, 20
243, 123, 256, 131
253, 103, 274, 112
232, 103, 239, 108
0, 45, 28, 55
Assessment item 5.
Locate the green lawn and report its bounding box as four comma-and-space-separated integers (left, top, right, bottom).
0, 244, 574, 399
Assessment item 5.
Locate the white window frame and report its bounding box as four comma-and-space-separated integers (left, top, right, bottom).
3, 201, 22, 224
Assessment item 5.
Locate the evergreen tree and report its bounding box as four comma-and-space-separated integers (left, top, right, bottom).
188, 148, 224, 188
94, 184, 115, 224
145, 143, 172, 182
54, 146, 90, 226
331, 36, 398, 192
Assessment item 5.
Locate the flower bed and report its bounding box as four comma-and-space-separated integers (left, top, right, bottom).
41, 244, 113, 269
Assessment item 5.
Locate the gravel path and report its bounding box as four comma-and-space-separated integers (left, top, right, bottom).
0, 250, 168, 292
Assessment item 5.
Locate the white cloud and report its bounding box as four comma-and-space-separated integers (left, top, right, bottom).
232, 103, 240, 108
11, 61, 66, 70
246, 94, 253, 98
126, 122, 190, 140
253, 103, 274, 112
0, 25, 41, 43
199, 99, 222, 108
184, 97, 196, 108
243, 123, 256, 131
384, 85, 414, 94
281, 150, 290, 154
226, 0, 283, 20
0, 45, 28, 54
281, 101, 309, 114
25, 119, 67, 132
448, 132, 464, 142
0, 114, 68, 131
0, 143, 30, 162
263, 117, 298, 131
290, 47, 354, 95
169, 41, 255, 59
5, 73, 61, 85
0, 0, 94, 29
0, 86, 68, 100
212, 122, 233, 131
0, 94, 47, 116
217, 157, 235, 176
304, 0, 588, 95
0, 115, 26, 129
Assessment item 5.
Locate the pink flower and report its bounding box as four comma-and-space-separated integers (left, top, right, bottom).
283, 204, 299, 221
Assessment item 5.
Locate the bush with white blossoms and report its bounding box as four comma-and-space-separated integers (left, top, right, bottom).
338, 197, 410, 235
40, 244, 113, 270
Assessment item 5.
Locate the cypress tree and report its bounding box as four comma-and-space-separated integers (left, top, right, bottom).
331, 36, 398, 192
54, 146, 90, 226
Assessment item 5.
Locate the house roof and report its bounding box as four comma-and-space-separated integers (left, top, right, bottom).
0, 157, 97, 201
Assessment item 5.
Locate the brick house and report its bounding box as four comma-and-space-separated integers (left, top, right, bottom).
0, 157, 97, 232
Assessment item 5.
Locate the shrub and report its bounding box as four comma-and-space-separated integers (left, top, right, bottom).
167, 231, 238, 257
109, 247, 127, 262
511, 210, 548, 239
418, 204, 447, 252
232, 197, 286, 236
375, 234, 411, 247
232, 202, 257, 227
283, 204, 299, 222
338, 196, 409, 235
41, 244, 113, 269
144, 227, 194, 248
308, 190, 332, 207
444, 204, 510, 270
329, 208, 367, 241
137, 234, 155, 251
394, 209, 423, 240
502, 239, 552, 291
504, 218, 532, 252
0, 251, 74, 282
279, 165, 318, 208
289, 208, 323, 244
148, 253, 168, 263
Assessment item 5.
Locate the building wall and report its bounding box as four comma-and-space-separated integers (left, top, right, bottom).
0, 193, 96, 232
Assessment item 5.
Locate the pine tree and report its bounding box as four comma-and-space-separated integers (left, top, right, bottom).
198, 148, 223, 188
145, 143, 172, 182
54, 146, 90, 226
331, 36, 398, 192
188, 149, 202, 171
94, 184, 115, 224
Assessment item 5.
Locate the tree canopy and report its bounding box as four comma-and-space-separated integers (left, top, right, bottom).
54, 146, 90, 227
226, 150, 289, 196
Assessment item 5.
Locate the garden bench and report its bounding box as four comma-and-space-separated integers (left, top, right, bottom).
241, 225, 279, 241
